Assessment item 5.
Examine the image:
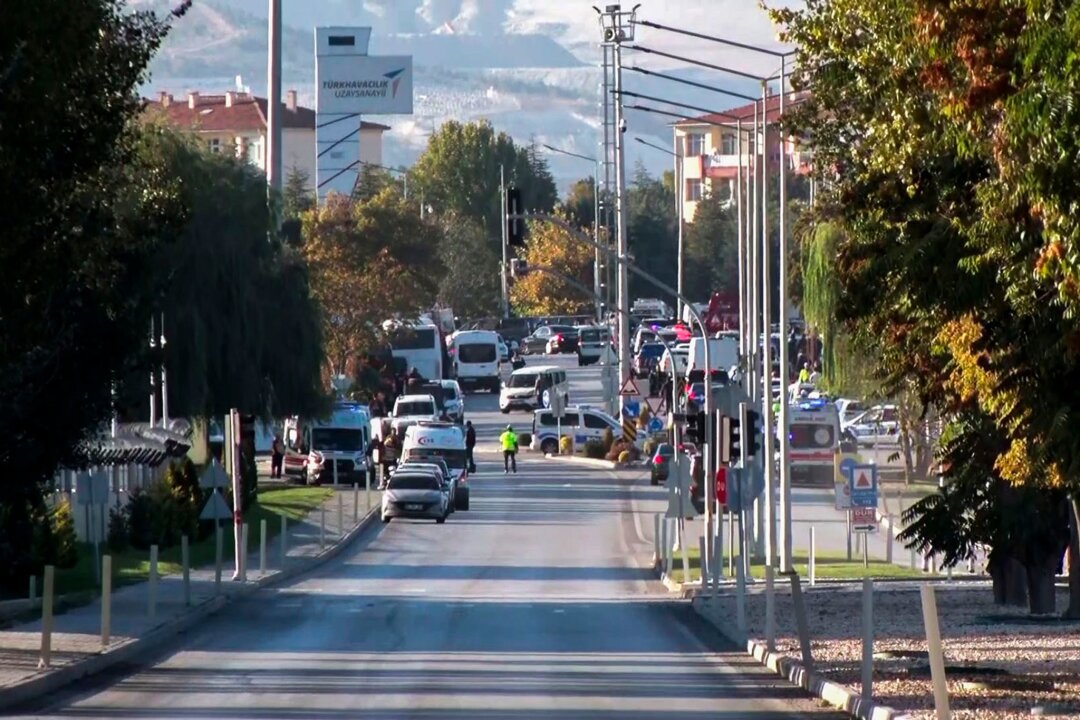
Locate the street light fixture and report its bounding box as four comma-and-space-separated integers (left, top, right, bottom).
540, 143, 604, 322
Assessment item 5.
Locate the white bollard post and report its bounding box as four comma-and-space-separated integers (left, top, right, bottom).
735, 559, 747, 634
337, 491, 344, 538
240, 523, 249, 582
181, 535, 191, 606
365, 469, 372, 511
101, 555, 112, 647
214, 525, 222, 595
280, 515, 287, 567
38, 565, 55, 669
259, 519, 267, 575
765, 564, 776, 652
862, 578, 874, 702
947, 563, 953, 581
810, 526, 817, 587
920, 584, 951, 719
653, 514, 661, 566
333, 458, 339, 487
29, 575, 37, 608
911, 546, 918, 570
353, 482, 359, 523
886, 515, 894, 563
320, 505, 326, 549
728, 511, 736, 578
148, 545, 158, 619
680, 521, 690, 585
698, 535, 707, 591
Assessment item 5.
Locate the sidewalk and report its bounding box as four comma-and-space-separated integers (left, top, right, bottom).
0, 485, 380, 707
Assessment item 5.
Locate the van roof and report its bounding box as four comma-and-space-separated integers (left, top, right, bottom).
396, 394, 436, 402
511, 365, 560, 375
404, 424, 464, 448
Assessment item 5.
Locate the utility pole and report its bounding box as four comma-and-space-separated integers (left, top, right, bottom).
500, 165, 509, 319
159, 313, 168, 428
149, 317, 157, 427
266, 0, 283, 198
761, 80, 777, 570
673, 131, 684, 320
778, 57, 793, 573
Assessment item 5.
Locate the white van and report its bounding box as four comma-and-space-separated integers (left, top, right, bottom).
530, 405, 640, 455
402, 421, 470, 510
450, 329, 501, 393
576, 325, 612, 366
499, 365, 569, 414
686, 336, 740, 381
391, 394, 441, 436
787, 398, 841, 486
283, 402, 370, 485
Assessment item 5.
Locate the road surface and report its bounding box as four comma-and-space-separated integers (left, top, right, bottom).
11, 354, 843, 719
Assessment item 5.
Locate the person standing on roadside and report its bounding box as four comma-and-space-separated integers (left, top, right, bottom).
465, 420, 477, 473
500, 424, 519, 474
270, 434, 285, 478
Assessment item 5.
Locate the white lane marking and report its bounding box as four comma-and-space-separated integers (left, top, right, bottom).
552, 608, 565, 614
404, 588, 428, 593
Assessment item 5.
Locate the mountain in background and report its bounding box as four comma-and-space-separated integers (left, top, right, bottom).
135, 0, 761, 191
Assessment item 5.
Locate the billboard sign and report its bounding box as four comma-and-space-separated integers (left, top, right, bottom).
316, 55, 414, 115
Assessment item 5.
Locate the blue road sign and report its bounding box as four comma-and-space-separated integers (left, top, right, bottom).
847, 464, 879, 508
622, 400, 641, 419
647, 416, 664, 433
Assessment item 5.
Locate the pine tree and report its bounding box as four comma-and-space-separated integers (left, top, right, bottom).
51, 500, 79, 569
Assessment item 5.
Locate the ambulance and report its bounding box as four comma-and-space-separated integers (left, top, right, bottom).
786, 398, 840, 486
402, 422, 470, 510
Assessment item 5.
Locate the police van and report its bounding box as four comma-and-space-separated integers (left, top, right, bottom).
786, 398, 841, 486
402, 421, 470, 510
529, 405, 641, 455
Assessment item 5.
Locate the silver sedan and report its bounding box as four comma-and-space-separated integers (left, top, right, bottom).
381, 472, 449, 523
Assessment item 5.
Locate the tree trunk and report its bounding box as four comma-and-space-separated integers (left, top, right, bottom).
1025, 553, 1060, 616
1064, 495, 1080, 619
989, 551, 1028, 607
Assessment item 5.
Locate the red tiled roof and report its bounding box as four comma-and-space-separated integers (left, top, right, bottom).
675, 91, 809, 128
143, 92, 391, 133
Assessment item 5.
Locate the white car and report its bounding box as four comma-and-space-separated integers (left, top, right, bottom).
439, 380, 465, 423
380, 471, 449, 524
390, 394, 441, 436
842, 404, 901, 447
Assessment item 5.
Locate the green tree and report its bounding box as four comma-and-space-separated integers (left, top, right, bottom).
562, 177, 596, 229
683, 190, 738, 302
411, 120, 557, 234
436, 213, 502, 319
51, 501, 79, 569
281, 166, 314, 246
510, 212, 595, 317
627, 163, 678, 303
0, 0, 184, 594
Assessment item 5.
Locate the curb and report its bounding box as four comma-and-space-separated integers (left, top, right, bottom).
0, 505, 382, 710
691, 596, 900, 720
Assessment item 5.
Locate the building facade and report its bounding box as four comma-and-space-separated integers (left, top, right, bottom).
673, 92, 812, 222
144, 90, 389, 192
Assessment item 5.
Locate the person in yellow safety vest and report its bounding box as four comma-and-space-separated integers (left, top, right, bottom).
500, 424, 519, 474
798, 362, 811, 384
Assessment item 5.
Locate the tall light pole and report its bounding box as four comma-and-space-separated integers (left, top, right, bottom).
633, 137, 682, 319
541, 144, 603, 322
266, 0, 282, 198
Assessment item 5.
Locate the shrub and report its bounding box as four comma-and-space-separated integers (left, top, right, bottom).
583, 439, 607, 459
126, 487, 155, 550
559, 436, 573, 455
30, 504, 58, 568
107, 503, 128, 553
51, 500, 79, 569
618, 450, 631, 464
601, 427, 614, 453
165, 459, 202, 540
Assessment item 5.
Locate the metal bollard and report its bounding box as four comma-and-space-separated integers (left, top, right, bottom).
101, 555, 112, 646
38, 566, 55, 669
148, 545, 159, 619
886, 515, 894, 563
653, 514, 661, 566
280, 515, 287, 567
765, 564, 776, 651
353, 482, 359, 523
698, 536, 707, 592
920, 584, 951, 718
240, 523, 249, 582
910, 546, 918, 570
337, 492, 344, 538
320, 505, 326, 549
259, 519, 267, 574
181, 535, 191, 606
333, 458, 339, 486
29, 575, 37, 608
809, 526, 817, 586
862, 578, 874, 702
365, 470, 372, 511
790, 574, 814, 672
735, 559, 747, 634
214, 525, 223, 595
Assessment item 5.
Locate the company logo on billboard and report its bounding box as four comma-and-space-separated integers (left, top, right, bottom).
321, 68, 406, 100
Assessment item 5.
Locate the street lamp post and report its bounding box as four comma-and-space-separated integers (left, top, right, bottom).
541, 144, 603, 322
266, 0, 282, 198
633, 137, 683, 321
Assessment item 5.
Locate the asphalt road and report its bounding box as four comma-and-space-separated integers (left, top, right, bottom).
14, 354, 844, 719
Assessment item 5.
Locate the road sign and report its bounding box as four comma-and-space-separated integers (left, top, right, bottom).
848, 463, 879, 508
199, 461, 230, 490
851, 506, 877, 533
550, 390, 566, 419
622, 400, 641, 419
619, 376, 640, 397
834, 453, 862, 510
647, 416, 664, 434
665, 458, 696, 519
199, 490, 233, 521
645, 396, 665, 415
75, 472, 109, 506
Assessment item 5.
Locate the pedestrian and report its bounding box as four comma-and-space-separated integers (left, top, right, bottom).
465, 420, 477, 473
809, 362, 822, 386
798, 362, 811, 384
381, 432, 400, 488
500, 424, 519, 474
270, 434, 285, 478
406, 366, 425, 395
365, 434, 382, 488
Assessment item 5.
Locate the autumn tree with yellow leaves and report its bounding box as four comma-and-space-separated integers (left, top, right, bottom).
509, 213, 596, 317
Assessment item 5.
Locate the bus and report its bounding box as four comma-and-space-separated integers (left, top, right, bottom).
387, 322, 445, 380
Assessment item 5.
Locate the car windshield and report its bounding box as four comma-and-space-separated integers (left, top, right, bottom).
388, 474, 440, 491
310, 428, 364, 451
579, 328, 606, 342
408, 448, 465, 469
458, 343, 496, 363
657, 444, 675, 457
507, 372, 538, 388
397, 401, 435, 416
639, 344, 665, 357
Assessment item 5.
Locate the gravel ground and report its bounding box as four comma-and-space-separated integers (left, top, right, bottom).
701, 581, 1080, 719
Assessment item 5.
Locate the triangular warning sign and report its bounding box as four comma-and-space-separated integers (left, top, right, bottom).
619, 376, 640, 396
646, 397, 662, 414
855, 470, 872, 489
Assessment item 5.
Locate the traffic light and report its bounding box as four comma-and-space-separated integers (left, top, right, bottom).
743, 405, 762, 459
718, 413, 741, 465
684, 410, 706, 444
506, 187, 526, 247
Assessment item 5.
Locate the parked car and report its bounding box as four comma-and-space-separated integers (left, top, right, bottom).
380, 471, 449, 524
650, 443, 675, 485
842, 404, 901, 446
520, 324, 576, 355
545, 328, 580, 355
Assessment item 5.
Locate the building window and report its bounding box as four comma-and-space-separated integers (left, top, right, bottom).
686, 134, 705, 157
246, 138, 262, 166
721, 133, 737, 155
686, 179, 703, 202
208, 138, 221, 154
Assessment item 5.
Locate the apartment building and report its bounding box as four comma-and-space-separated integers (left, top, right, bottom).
673, 91, 812, 222
144, 89, 389, 191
